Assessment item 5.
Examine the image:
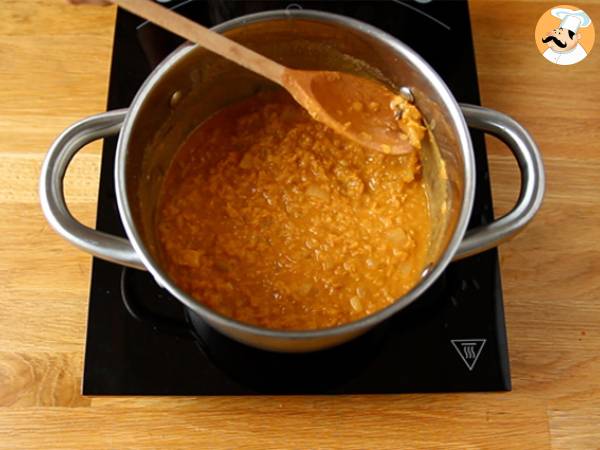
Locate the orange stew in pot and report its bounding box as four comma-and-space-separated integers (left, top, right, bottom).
156, 90, 431, 330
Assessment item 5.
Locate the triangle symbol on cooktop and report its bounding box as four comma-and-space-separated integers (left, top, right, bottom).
451, 339, 486, 371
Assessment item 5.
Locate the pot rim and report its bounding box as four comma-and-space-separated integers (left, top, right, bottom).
115, 9, 475, 340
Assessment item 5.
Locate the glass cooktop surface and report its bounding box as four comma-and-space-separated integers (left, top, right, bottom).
82, 0, 511, 395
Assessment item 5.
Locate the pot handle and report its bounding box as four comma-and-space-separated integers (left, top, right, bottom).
453, 104, 545, 260
39, 110, 145, 269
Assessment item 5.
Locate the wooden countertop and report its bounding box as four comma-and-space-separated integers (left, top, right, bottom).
1, 0, 599, 447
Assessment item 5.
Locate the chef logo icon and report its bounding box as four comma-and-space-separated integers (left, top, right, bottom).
535, 5, 595, 65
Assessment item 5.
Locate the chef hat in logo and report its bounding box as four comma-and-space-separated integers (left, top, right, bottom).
551, 7, 592, 33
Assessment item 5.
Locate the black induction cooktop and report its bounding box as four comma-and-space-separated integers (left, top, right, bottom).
82, 0, 511, 395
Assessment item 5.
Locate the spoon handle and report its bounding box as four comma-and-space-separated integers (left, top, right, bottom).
113, 0, 287, 85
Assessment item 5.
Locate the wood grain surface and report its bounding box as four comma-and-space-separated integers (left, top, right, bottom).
1, 0, 599, 448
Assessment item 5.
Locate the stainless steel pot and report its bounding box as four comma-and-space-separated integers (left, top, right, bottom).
40, 10, 544, 352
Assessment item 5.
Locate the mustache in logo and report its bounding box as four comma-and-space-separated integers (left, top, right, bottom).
542, 35, 567, 48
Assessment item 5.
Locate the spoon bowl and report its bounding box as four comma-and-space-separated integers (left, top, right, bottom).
283, 69, 416, 155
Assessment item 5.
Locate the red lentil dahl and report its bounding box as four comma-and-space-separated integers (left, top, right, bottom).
156, 90, 431, 330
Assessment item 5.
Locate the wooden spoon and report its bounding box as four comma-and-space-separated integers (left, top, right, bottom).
114, 0, 416, 155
